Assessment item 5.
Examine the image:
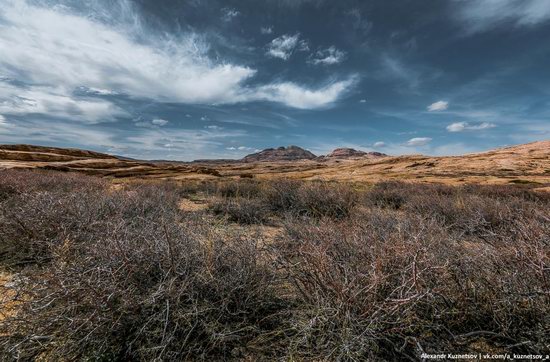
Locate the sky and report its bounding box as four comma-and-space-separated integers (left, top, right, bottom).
0, 0, 549, 160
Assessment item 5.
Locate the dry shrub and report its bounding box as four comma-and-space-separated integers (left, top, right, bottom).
273, 182, 550, 359
1, 171, 548, 361
275, 206, 549, 360
266, 180, 358, 219
210, 197, 270, 225
0, 183, 18, 201
0, 177, 285, 361
214, 180, 263, 199
0, 168, 107, 194
366, 182, 549, 240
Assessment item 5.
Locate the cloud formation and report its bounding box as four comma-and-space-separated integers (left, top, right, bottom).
255, 77, 357, 109
261, 26, 273, 35
266, 34, 308, 60
427, 101, 449, 112
221, 8, 240, 22
446, 122, 496, 132
0, 81, 127, 123
457, 0, 550, 32
309, 46, 346, 65
151, 119, 169, 126
405, 137, 432, 146
0, 0, 354, 121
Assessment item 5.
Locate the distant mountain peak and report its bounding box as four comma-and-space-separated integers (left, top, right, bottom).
242, 145, 317, 162
326, 148, 387, 159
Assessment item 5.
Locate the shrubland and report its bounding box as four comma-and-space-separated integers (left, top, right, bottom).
1, 170, 548, 360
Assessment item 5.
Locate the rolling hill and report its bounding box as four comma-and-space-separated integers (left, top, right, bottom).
0, 141, 549, 186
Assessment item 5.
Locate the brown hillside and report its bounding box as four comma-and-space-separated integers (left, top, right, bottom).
0, 141, 548, 186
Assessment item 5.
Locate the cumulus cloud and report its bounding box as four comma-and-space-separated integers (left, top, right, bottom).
309, 46, 346, 65
405, 137, 432, 146
266, 34, 308, 60
373, 141, 385, 147
446, 121, 496, 132
457, 0, 550, 32
0, 0, 354, 119
427, 101, 449, 112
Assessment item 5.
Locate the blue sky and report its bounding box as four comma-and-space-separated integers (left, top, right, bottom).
0, 0, 549, 160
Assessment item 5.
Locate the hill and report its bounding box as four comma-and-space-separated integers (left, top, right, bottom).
323, 148, 387, 159
242, 146, 316, 162
0, 141, 549, 186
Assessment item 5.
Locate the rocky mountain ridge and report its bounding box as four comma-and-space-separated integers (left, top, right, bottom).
242, 146, 317, 162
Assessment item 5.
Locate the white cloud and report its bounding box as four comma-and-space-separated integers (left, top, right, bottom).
359, 99, 367, 103
446, 121, 496, 132
135, 118, 169, 128
0, 82, 127, 123
0, 1, 256, 105
206, 125, 222, 130
0, 0, 353, 114
309, 46, 346, 65
82, 87, 118, 96
405, 137, 432, 146
373, 141, 385, 147
221, 8, 240, 22
255, 77, 357, 109
266, 34, 308, 60
261, 26, 273, 35
427, 101, 449, 112
226, 146, 254, 151
457, 0, 550, 32
151, 118, 168, 126
0, 113, 250, 160
0, 114, 6, 125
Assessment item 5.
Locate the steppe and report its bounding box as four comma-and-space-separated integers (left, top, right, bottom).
1, 140, 549, 186
0, 141, 549, 361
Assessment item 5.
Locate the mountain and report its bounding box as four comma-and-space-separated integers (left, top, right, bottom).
324, 148, 387, 159
242, 146, 317, 162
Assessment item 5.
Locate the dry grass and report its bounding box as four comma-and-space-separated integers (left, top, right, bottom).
0, 169, 548, 360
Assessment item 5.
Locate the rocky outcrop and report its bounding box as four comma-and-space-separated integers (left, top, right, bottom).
242, 146, 317, 162
324, 148, 387, 159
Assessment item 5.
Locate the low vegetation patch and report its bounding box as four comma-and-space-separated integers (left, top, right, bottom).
0, 170, 548, 360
